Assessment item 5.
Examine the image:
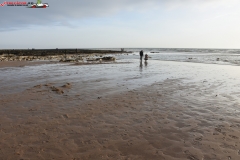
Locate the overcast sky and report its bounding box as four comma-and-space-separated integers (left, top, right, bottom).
1, 0, 240, 49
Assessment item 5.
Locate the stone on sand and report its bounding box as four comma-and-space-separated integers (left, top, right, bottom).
51, 86, 64, 94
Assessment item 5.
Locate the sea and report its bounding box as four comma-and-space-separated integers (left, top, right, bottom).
96, 48, 240, 66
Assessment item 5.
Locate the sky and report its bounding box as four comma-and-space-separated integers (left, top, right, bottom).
1, 0, 240, 49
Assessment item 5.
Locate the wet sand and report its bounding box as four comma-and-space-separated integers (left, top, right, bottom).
1, 60, 240, 159
0, 61, 58, 68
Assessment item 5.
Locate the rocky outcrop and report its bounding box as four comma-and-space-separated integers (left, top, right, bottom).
0, 53, 117, 63
102, 56, 116, 61
85, 56, 116, 62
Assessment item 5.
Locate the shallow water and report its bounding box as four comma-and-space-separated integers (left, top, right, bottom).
1, 58, 240, 106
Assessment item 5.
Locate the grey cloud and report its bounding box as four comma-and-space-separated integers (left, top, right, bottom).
0, 0, 237, 31
0, 0, 164, 31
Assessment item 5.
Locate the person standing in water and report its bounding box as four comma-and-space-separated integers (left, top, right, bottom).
144, 54, 148, 61
139, 50, 143, 61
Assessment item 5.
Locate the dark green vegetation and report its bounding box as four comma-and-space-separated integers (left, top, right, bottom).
0, 49, 129, 56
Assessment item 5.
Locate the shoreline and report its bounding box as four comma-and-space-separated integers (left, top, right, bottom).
0, 60, 59, 68
0, 59, 130, 68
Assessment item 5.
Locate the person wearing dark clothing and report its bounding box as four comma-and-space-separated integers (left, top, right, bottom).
139, 50, 143, 61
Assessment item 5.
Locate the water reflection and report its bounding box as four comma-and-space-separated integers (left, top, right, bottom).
144, 61, 148, 67
140, 61, 143, 67
139, 61, 143, 72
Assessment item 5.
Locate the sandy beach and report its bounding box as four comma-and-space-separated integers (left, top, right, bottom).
1, 57, 240, 160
